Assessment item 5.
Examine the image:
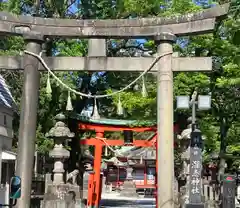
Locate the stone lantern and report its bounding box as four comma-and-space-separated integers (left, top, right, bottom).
178, 119, 192, 177
46, 113, 75, 184
178, 117, 192, 205
120, 160, 138, 197
42, 113, 85, 208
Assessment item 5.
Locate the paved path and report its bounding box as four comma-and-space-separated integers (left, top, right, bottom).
100, 194, 155, 207
100, 199, 155, 207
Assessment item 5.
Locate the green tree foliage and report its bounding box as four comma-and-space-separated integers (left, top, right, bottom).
1, 0, 240, 177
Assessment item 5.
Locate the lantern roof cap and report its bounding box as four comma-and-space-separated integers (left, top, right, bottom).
46, 113, 75, 138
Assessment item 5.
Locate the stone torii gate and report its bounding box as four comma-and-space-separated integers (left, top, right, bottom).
0, 4, 229, 208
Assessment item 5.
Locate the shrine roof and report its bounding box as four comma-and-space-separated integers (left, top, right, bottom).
70, 114, 156, 127
116, 146, 134, 154
0, 75, 17, 111
117, 146, 156, 160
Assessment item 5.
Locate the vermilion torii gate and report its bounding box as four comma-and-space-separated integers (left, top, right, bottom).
0, 4, 229, 208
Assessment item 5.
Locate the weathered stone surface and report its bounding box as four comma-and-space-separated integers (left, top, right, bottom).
42, 169, 83, 207
120, 167, 137, 197
45, 114, 74, 138
0, 18, 217, 37
120, 181, 138, 197
82, 172, 89, 199
0, 56, 212, 72
0, 3, 229, 37
41, 199, 84, 208
44, 184, 80, 200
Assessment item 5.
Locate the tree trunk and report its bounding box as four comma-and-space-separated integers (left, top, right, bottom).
218, 117, 229, 181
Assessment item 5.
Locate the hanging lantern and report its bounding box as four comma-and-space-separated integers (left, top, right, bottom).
117, 94, 124, 115
91, 97, 100, 120
141, 76, 148, 98
46, 71, 52, 95
123, 130, 133, 144
66, 91, 73, 111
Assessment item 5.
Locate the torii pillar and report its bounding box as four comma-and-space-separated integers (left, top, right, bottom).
155, 33, 176, 208
15, 34, 44, 208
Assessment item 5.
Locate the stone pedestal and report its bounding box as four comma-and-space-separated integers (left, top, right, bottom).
44, 184, 80, 200
120, 180, 138, 197
42, 184, 85, 208
185, 203, 205, 208
82, 172, 90, 199
49, 144, 70, 184
120, 167, 138, 197
42, 200, 84, 208
101, 176, 106, 193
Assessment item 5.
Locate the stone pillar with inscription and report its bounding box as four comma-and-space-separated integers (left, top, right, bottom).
222, 175, 236, 208
186, 127, 204, 208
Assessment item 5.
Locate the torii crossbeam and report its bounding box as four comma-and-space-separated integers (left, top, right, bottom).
0, 4, 229, 208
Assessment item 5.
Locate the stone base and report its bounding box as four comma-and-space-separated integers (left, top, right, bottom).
83, 190, 88, 199
41, 199, 85, 208
185, 203, 205, 208
120, 180, 138, 197
43, 184, 80, 203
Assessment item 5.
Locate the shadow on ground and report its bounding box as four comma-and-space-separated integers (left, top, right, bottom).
100, 199, 156, 207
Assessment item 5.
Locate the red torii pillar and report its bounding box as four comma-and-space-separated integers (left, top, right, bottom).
81, 137, 156, 207
79, 122, 179, 208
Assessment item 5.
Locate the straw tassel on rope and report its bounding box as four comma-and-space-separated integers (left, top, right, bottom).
66, 91, 73, 111
140, 155, 143, 164
117, 94, 124, 115
91, 97, 100, 119
104, 146, 108, 157
141, 76, 148, 98
46, 71, 52, 95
